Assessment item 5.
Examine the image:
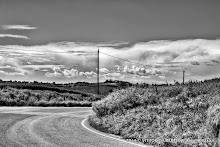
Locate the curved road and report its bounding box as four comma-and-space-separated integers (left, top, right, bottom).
0, 107, 150, 147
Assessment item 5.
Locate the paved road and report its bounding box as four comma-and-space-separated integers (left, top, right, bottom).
0, 107, 150, 147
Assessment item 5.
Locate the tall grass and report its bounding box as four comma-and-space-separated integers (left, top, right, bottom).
89, 82, 220, 147
0, 86, 94, 107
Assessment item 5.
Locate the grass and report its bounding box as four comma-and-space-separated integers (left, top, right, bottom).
89, 79, 220, 147
0, 86, 95, 107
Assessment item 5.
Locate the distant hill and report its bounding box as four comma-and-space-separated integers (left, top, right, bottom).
0, 79, 132, 96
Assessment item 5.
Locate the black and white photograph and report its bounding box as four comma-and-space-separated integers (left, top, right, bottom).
0, 0, 220, 146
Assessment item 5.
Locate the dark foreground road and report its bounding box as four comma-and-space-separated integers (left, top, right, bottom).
0, 107, 149, 147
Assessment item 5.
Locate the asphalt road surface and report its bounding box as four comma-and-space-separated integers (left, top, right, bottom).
0, 107, 150, 147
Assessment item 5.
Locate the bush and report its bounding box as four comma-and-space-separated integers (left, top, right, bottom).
89, 80, 220, 147
0, 87, 94, 107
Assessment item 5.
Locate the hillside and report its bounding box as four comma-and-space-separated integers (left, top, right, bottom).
89, 78, 220, 147
0, 79, 132, 107
0, 79, 131, 96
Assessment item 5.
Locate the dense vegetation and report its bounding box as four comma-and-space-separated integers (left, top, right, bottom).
0, 79, 131, 95
89, 78, 220, 147
0, 86, 96, 107
0, 79, 131, 107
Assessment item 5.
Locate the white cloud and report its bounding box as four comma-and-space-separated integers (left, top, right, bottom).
99, 68, 110, 73
0, 70, 27, 76
1, 25, 37, 30
0, 56, 21, 67
45, 71, 62, 77
122, 65, 162, 76
23, 65, 65, 69
83, 71, 97, 78
1, 39, 220, 83
140, 76, 151, 78
42, 69, 48, 72
159, 75, 166, 79
115, 65, 122, 72
45, 67, 97, 79
62, 69, 79, 78
32, 66, 40, 71
5, 65, 11, 68
45, 66, 63, 77
79, 71, 97, 79
102, 72, 121, 79
52, 67, 62, 73
0, 34, 29, 39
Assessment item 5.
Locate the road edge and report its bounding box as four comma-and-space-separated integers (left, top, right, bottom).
81, 118, 153, 147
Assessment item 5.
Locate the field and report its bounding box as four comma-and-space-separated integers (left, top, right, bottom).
89, 78, 220, 147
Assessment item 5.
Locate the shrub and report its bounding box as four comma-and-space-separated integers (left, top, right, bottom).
89, 81, 220, 147
0, 87, 95, 107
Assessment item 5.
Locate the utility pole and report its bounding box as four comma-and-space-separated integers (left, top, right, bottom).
97, 49, 99, 96
183, 70, 185, 84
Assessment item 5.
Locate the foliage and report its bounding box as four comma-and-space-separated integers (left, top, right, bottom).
0, 79, 131, 96
0, 86, 93, 107
89, 78, 220, 147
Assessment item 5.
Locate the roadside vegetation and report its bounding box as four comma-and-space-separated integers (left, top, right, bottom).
89, 78, 220, 147
0, 79, 131, 95
0, 86, 96, 107
0, 79, 131, 107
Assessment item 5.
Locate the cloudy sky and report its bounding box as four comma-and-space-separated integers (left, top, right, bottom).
0, 0, 220, 84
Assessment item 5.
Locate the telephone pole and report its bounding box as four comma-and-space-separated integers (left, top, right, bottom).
97, 49, 100, 96
183, 70, 185, 84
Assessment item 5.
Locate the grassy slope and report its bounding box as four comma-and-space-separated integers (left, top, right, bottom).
89, 79, 220, 147
0, 87, 98, 107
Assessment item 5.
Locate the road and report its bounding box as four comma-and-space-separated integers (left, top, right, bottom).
0, 107, 150, 147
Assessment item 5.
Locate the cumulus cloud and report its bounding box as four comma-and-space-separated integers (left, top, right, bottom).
99, 68, 110, 73
0, 34, 29, 39
52, 67, 62, 73
45, 67, 63, 77
115, 65, 122, 72
45, 71, 62, 77
121, 65, 162, 76
1, 25, 37, 30
102, 72, 121, 79
45, 67, 97, 79
63, 69, 79, 78
1, 39, 220, 83
82, 71, 97, 78
32, 66, 40, 71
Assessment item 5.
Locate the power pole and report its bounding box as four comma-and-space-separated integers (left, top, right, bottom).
183, 70, 185, 84
97, 49, 99, 96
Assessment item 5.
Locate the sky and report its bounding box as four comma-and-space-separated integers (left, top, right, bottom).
0, 0, 220, 84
